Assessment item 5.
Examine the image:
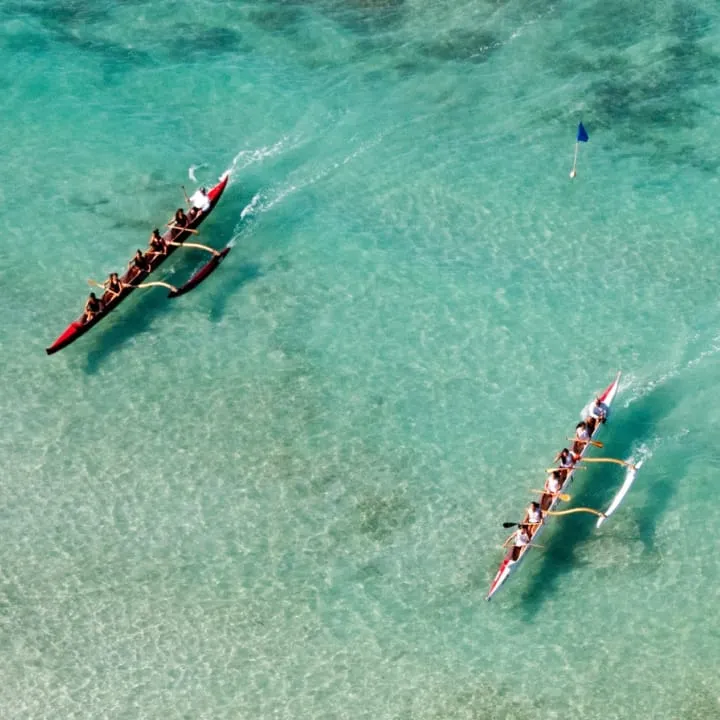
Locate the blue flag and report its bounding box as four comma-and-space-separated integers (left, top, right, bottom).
577, 122, 589, 143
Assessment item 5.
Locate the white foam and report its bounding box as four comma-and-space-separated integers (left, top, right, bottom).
228, 136, 298, 178
623, 332, 720, 408
188, 164, 206, 182
240, 192, 263, 220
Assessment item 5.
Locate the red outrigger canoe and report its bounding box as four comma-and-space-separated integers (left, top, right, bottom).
46, 172, 230, 355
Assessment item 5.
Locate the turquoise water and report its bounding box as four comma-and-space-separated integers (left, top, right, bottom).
3, 0, 720, 717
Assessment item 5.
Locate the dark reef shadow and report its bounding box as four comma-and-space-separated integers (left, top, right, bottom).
249, 4, 304, 35
515, 378, 682, 620
322, 0, 406, 35
168, 24, 245, 60
548, 1, 720, 170
415, 29, 500, 65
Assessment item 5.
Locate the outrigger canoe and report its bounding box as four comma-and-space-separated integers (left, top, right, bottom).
486, 371, 622, 601
46, 172, 230, 355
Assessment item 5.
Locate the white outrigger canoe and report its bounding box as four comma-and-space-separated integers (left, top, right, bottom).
486, 371, 622, 601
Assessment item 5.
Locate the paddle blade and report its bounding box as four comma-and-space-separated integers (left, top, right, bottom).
577, 122, 589, 142
502, 522, 518, 528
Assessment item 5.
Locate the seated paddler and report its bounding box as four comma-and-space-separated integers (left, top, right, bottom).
541, 470, 563, 510
82, 292, 103, 323
526, 501, 543, 526
170, 208, 189, 236
586, 396, 609, 434
147, 228, 167, 257
103, 272, 124, 298
510, 524, 531, 561
128, 249, 151, 275
185, 185, 211, 219
573, 420, 590, 454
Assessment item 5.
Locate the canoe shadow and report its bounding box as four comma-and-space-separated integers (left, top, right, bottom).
80, 285, 176, 374
516, 379, 682, 620
78, 260, 262, 373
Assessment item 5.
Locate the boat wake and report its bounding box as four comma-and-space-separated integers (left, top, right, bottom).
227, 136, 299, 179
622, 331, 720, 408
212, 128, 390, 253
240, 193, 262, 220
238, 131, 387, 218
221, 131, 389, 245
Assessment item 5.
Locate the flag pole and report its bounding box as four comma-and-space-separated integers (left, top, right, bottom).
570, 143, 579, 179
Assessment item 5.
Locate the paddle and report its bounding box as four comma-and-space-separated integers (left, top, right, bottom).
502, 520, 542, 529
567, 437, 603, 448
168, 224, 199, 235
545, 466, 586, 473
579, 457, 637, 470
530, 489, 571, 502
167, 240, 220, 256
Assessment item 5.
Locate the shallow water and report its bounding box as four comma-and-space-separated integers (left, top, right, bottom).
2, 0, 720, 718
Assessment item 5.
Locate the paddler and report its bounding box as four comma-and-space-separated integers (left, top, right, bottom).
586, 397, 609, 434
171, 208, 189, 234
526, 501, 543, 526
541, 470, 563, 510
510, 524, 531, 561
557, 448, 577, 484
185, 186, 211, 219
82, 292, 104, 323
103, 272, 124, 299
128, 249, 151, 275
572, 421, 590, 454
147, 228, 167, 258
554, 447, 576, 475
